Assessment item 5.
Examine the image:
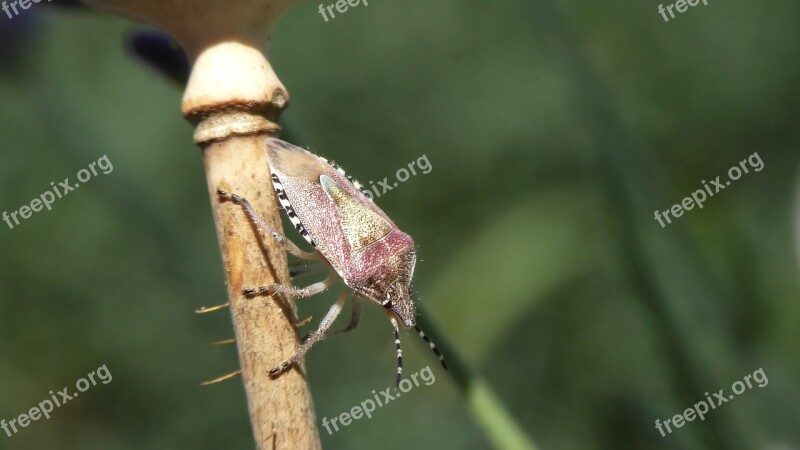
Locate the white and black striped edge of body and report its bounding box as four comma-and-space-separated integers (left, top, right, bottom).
317, 156, 374, 201
269, 171, 317, 248
267, 145, 372, 250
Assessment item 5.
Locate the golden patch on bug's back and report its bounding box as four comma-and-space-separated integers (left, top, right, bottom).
320, 174, 391, 252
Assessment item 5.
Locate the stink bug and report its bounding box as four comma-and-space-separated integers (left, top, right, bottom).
217, 137, 446, 386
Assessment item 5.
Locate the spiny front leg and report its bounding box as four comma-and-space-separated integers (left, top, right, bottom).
244, 271, 337, 298
269, 289, 349, 377
217, 189, 320, 261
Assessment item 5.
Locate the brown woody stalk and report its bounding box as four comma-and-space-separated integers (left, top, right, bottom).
81, 1, 320, 448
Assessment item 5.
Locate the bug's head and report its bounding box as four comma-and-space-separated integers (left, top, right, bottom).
354, 233, 418, 326
381, 281, 416, 328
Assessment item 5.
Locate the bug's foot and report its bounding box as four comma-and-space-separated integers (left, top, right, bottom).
268, 361, 293, 378
243, 286, 273, 297
217, 189, 245, 203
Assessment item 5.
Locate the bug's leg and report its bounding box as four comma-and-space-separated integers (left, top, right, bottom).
300, 293, 360, 343
414, 325, 448, 370
217, 189, 319, 260
244, 270, 337, 299
289, 261, 326, 278
325, 294, 361, 337
269, 289, 349, 377
390, 317, 403, 388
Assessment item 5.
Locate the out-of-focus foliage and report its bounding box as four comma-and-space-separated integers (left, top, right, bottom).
0, 0, 798, 449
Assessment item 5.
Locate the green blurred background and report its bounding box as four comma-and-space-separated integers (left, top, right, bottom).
1, 0, 799, 449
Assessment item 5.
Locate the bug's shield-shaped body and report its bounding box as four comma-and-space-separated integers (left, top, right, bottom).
265, 138, 417, 327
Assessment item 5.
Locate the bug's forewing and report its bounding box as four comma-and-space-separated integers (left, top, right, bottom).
264, 138, 398, 280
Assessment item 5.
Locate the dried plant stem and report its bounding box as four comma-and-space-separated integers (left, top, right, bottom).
80, 2, 320, 448
187, 43, 321, 449
203, 135, 320, 449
